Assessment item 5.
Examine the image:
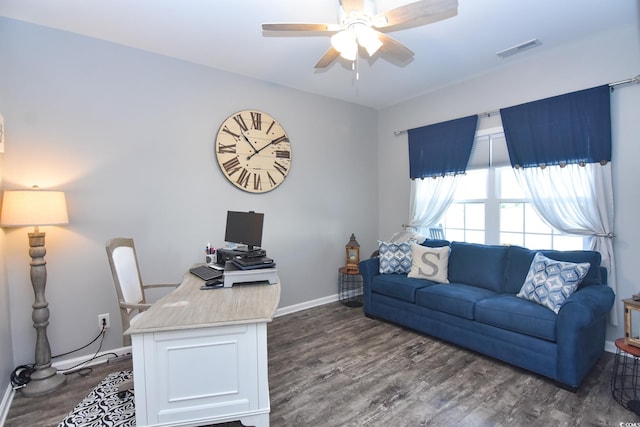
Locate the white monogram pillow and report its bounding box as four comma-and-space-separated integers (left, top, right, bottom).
408, 243, 450, 283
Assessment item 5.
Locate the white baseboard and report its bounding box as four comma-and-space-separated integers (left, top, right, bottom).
275, 294, 338, 317
0, 383, 15, 427
51, 346, 132, 372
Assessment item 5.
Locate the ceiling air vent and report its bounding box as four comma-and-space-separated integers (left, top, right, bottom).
496, 38, 542, 59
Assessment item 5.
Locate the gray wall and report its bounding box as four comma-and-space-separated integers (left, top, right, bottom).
0, 17, 379, 378
0, 154, 12, 405
377, 23, 640, 342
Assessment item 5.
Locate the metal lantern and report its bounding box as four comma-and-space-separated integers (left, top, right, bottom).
345, 233, 360, 272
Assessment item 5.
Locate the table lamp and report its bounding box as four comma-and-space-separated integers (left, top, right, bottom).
0, 186, 69, 397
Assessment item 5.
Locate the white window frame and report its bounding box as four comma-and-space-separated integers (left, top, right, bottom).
424, 127, 584, 250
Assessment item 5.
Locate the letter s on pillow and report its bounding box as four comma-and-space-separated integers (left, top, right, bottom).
408, 243, 450, 283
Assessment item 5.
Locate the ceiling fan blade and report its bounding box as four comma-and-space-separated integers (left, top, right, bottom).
262, 23, 340, 32
377, 33, 414, 62
340, 0, 365, 15
374, 0, 458, 32
315, 47, 340, 68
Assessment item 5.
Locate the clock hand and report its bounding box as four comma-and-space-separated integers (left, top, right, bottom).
241, 133, 259, 154
247, 136, 288, 161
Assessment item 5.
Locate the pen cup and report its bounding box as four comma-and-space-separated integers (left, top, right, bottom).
205, 253, 217, 265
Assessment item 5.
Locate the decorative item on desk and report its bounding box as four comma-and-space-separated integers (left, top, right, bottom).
0, 186, 69, 397
624, 298, 640, 348
345, 233, 360, 272
205, 242, 217, 265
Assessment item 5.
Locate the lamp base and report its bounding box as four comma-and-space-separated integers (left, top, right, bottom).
21, 366, 66, 397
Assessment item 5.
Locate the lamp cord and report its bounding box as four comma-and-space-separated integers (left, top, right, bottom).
10, 326, 119, 388
52, 328, 105, 359
57, 329, 107, 373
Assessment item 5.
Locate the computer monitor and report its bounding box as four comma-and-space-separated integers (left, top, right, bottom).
224, 210, 264, 252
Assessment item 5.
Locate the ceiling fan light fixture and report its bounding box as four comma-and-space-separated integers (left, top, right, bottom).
339, 44, 358, 61
356, 26, 382, 56
331, 30, 358, 60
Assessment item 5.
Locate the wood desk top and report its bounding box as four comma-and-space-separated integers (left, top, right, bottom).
126, 272, 281, 335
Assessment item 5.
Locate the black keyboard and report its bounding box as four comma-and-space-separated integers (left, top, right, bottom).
189, 266, 223, 281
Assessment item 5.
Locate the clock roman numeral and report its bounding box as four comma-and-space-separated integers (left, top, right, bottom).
251, 112, 262, 130
222, 125, 240, 140
276, 150, 290, 159
222, 156, 241, 176
233, 114, 248, 132
267, 171, 277, 187
218, 143, 236, 154
273, 161, 288, 176
236, 168, 250, 188
266, 120, 276, 135
253, 173, 262, 191
271, 135, 289, 145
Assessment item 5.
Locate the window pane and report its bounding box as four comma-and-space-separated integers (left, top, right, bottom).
446, 229, 465, 242
554, 235, 585, 250
500, 232, 523, 247
445, 204, 465, 228
525, 234, 552, 250
500, 203, 523, 232
466, 203, 485, 230
455, 169, 487, 200
524, 204, 552, 234
466, 230, 485, 244
499, 167, 525, 199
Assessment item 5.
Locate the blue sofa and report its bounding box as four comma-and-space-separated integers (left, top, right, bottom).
360, 240, 615, 390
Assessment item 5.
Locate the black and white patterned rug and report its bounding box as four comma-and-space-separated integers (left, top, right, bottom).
57, 370, 135, 427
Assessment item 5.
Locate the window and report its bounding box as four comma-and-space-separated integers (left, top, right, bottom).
425, 129, 584, 250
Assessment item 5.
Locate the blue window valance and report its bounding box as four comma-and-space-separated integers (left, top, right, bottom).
500, 85, 611, 168
408, 115, 478, 179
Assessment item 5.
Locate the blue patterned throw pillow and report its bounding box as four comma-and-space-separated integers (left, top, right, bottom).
378, 241, 412, 274
517, 252, 590, 314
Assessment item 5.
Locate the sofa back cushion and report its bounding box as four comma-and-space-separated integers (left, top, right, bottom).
447, 242, 508, 293
504, 245, 602, 294
420, 239, 450, 248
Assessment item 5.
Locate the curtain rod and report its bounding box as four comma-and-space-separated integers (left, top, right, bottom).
393, 74, 640, 136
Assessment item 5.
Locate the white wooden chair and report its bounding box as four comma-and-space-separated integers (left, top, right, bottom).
105, 237, 177, 397
429, 226, 445, 240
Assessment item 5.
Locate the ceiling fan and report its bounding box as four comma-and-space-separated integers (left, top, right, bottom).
262, 0, 458, 69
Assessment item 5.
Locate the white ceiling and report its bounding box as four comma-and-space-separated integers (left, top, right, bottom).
0, 0, 637, 109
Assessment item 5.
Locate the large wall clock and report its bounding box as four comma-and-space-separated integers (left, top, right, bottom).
215, 109, 292, 193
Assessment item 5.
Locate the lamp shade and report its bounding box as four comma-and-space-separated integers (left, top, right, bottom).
1, 190, 69, 227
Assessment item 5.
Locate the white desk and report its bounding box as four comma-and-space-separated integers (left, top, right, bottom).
126, 272, 281, 427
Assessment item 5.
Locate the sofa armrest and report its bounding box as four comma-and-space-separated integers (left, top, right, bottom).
555, 284, 615, 387
359, 257, 380, 315
558, 284, 615, 327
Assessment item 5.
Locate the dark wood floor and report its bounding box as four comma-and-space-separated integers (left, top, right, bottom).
6, 302, 639, 426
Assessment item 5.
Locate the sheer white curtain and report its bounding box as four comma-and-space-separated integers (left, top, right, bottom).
406, 175, 460, 233
514, 162, 617, 323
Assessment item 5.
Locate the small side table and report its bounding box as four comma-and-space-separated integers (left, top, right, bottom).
338, 267, 362, 308
611, 338, 640, 415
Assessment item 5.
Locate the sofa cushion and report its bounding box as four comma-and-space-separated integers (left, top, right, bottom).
408, 244, 450, 283
447, 242, 508, 293
415, 283, 496, 320
378, 241, 412, 274
504, 245, 602, 294
516, 253, 590, 314
475, 294, 558, 342
370, 274, 435, 303
420, 239, 450, 248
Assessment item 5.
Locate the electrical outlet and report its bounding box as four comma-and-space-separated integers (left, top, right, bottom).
98, 313, 110, 331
